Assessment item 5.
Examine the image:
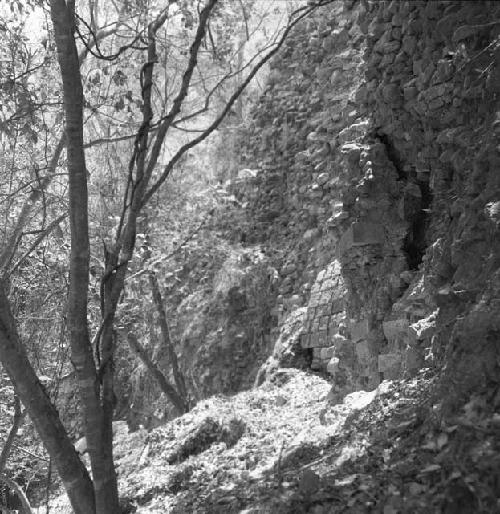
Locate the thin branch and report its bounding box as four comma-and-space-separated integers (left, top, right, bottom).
0, 395, 25, 472
238, 0, 251, 41
149, 271, 188, 401
0, 137, 65, 277
83, 131, 144, 149
0, 474, 33, 514
125, 209, 212, 283
75, 13, 147, 61
166, 34, 280, 128
9, 213, 67, 276
126, 331, 188, 414
141, 1, 322, 207
11, 442, 50, 462
142, 0, 219, 184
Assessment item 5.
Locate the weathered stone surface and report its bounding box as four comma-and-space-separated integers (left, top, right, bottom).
408, 311, 437, 344
378, 353, 401, 374
227, 0, 500, 405
355, 340, 371, 362
339, 222, 385, 255
350, 319, 370, 342
340, 143, 362, 164
326, 356, 340, 376
320, 346, 336, 361
382, 318, 409, 341
337, 121, 370, 144
404, 347, 423, 372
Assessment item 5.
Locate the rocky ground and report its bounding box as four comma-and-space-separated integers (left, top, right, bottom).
41, 367, 500, 513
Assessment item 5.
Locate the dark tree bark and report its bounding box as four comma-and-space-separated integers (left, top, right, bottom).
149, 272, 189, 402
0, 395, 23, 473
126, 331, 189, 415
0, 473, 33, 513
0, 287, 95, 514
50, 1, 121, 512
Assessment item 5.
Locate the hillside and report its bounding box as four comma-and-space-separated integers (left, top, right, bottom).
45, 366, 498, 513
2, 0, 500, 512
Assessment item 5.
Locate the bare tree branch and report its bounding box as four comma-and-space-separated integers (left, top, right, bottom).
141, 1, 320, 207
0, 137, 65, 278
142, 0, 220, 185
0, 395, 25, 472
9, 213, 68, 276
126, 331, 188, 414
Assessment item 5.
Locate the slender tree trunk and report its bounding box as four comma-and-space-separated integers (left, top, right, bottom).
0, 473, 33, 514
49, 2, 120, 512
0, 394, 24, 472
0, 287, 95, 514
126, 331, 189, 414
149, 272, 188, 401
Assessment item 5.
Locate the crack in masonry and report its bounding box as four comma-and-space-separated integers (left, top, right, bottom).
375, 132, 433, 270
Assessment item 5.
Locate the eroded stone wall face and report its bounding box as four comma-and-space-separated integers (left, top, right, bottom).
355, 0, 500, 405
234, 0, 500, 404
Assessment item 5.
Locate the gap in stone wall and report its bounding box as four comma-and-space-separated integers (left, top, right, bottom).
375, 131, 434, 271
403, 180, 432, 271
375, 132, 405, 180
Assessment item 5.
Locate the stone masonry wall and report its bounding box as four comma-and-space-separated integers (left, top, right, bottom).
354, 0, 500, 406
233, 1, 364, 386
232, 0, 500, 406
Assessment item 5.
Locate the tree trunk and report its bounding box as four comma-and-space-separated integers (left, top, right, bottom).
0, 473, 33, 514
126, 331, 189, 414
49, 2, 120, 512
0, 394, 23, 473
149, 271, 189, 402
0, 287, 95, 514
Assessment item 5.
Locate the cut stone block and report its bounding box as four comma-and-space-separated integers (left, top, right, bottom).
300, 330, 330, 348
310, 332, 320, 347
317, 330, 329, 347
351, 222, 385, 246
350, 319, 370, 342
355, 340, 371, 363
300, 334, 311, 348
311, 359, 322, 371
382, 318, 409, 341
404, 347, 422, 371
330, 297, 345, 313
319, 315, 330, 330
312, 348, 323, 359
338, 222, 385, 254
378, 353, 401, 374
320, 346, 335, 361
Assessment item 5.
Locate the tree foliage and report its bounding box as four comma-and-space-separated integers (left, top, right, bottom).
0, 0, 331, 511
